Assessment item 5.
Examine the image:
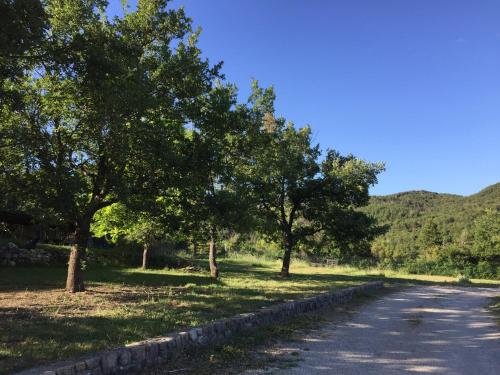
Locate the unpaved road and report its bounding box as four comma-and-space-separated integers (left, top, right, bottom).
245, 286, 500, 375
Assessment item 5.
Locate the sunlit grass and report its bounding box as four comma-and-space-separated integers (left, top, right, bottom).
1, 254, 498, 373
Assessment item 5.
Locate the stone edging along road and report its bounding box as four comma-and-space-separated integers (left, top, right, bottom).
16, 281, 384, 375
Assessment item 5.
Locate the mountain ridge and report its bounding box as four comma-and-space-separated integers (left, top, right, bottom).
372, 182, 500, 200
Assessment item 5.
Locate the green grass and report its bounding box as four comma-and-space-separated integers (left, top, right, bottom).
1, 254, 499, 373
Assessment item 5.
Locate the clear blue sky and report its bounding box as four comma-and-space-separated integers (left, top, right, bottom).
111, 0, 500, 196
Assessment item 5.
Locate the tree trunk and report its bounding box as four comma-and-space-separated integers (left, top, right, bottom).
193, 241, 198, 258
142, 243, 150, 269
280, 232, 294, 277
66, 220, 90, 293
209, 230, 219, 279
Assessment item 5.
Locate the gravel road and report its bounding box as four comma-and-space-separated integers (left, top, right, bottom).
244, 286, 500, 375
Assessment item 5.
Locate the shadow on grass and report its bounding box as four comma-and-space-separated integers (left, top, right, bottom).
2, 259, 498, 293
0, 266, 220, 292
0, 279, 340, 372
1, 258, 498, 373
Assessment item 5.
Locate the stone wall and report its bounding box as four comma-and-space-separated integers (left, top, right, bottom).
16, 281, 384, 375
0, 242, 66, 266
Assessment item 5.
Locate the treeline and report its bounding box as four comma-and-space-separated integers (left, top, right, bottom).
0, 0, 383, 292
363, 184, 500, 278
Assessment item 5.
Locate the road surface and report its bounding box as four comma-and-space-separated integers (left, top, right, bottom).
244, 286, 500, 375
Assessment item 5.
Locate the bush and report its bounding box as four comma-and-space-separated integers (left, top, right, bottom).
473, 261, 498, 279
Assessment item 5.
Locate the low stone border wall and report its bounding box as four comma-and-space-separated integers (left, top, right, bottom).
17, 281, 383, 375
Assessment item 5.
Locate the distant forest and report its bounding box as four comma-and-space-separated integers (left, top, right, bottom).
362, 183, 500, 278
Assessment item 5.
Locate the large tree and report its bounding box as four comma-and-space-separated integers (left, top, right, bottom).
244, 84, 384, 276
0, 0, 220, 292
182, 83, 254, 278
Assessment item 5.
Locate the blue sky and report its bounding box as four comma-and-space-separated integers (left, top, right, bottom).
111, 0, 500, 196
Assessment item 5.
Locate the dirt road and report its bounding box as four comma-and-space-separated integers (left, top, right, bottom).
244, 286, 500, 375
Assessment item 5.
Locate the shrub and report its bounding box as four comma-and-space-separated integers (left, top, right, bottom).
474, 261, 497, 279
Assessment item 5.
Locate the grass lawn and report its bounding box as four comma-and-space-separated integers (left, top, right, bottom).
1, 254, 499, 373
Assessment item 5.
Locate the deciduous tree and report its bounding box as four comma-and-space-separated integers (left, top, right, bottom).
182, 84, 254, 278
1, 0, 220, 291
244, 83, 384, 276
472, 209, 500, 260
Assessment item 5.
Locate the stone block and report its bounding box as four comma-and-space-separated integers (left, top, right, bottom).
201, 324, 213, 338
129, 344, 146, 365
145, 342, 159, 365
173, 334, 183, 349
158, 337, 174, 358
165, 336, 177, 351
56, 365, 75, 375
75, 362, 87, 372
188, 328, 198, 342
101, 351, 118, 374
84, 357, 101, 370
118, 350, 131, 366
178, 331, 190, 348
198, 335, 210, 346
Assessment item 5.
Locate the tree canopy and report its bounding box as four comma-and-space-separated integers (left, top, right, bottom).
242, 84, 384, 275
1, 0, 221, 291
1, 0, 387, 289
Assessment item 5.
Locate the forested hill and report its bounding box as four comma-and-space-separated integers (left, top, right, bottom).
361, 183, 500, 275
366, 183, 499, 230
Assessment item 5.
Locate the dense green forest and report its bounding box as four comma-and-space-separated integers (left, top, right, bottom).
362, 183, 500, 277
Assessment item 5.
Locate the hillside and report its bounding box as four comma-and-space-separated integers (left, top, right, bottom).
362, 183, 500, 274
366, 183, 499, 233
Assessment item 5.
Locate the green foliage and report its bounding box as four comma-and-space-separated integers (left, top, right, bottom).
240, 83, 384, 274
231, 233, 283, 260
1, 2, 386, 284
0, 0, 224, 289
1, 0, 220, 223
37, 242, 141, 267
419, 219, 443, 249
364, 184, 500, 278
0, 0, 47, 106
180, 83, 255, 241
92, 203, 165, 245
472, 209, 500, 260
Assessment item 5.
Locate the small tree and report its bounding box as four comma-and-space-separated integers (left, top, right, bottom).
472, 209, 500, 260
419, 219, 443, 249
92, 203, 168, 269
182, 83, 255, 278
244, 84, 384, 276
